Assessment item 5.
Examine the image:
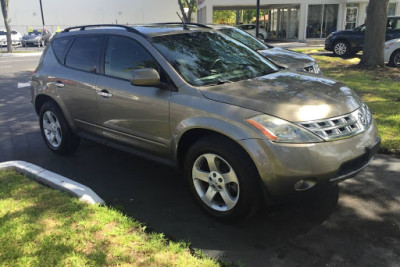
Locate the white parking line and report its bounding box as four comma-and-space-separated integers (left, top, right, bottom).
17, 82, 31, 88
0, 66, 12, 68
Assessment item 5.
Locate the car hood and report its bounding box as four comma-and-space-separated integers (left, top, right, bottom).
199, 71, 361, 122
258, 47, 315, 69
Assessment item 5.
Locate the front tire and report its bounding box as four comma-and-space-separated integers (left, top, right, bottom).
184, 136, 262, 221
389, 50, 400, 67
39, 102, 80, 154
333, 40, 351, 57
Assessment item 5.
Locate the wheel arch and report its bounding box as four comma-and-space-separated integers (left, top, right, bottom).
34, 94, 76, 131
390, 48, 400, 66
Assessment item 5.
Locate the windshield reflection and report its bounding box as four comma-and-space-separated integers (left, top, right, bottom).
151, 31, 278, 86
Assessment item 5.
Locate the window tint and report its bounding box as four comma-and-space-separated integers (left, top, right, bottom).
65, 36, 104, 73
105, 36, 158, 80
52, 36, 73, 63
152, 32, 278, 86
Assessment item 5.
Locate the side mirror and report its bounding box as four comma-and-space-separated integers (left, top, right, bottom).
130, 68, 160, 86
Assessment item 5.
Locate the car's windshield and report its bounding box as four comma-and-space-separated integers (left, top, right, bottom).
219, 28, 270, 51
151, 31, 278, 86
28, 31, 41, 36
354, 24, 366, 32
0, 31, 6, 35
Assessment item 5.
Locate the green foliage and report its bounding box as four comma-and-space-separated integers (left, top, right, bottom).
213, 9, 269, 25
0, 170, 219, 266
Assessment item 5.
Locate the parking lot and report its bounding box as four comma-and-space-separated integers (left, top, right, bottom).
1, 53, 399, 266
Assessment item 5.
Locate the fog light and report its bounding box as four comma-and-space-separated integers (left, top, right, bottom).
294, 179, 317, 191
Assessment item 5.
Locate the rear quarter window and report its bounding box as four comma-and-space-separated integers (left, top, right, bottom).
51, 36, 73, 63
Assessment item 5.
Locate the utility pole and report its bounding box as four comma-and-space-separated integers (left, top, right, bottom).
39, 0, 45, 26
255, 0, 260, 38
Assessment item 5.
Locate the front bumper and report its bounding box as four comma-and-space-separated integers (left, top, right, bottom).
239, 120, 380, 198
325, 37, 334, 51
22, 39, 41, 45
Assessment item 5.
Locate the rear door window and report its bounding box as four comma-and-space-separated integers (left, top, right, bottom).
65, 36, 105, 73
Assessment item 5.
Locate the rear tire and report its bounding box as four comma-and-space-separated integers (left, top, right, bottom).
389, 50, 400, 67
184, 136, 262, 222
39, 102, 80, 154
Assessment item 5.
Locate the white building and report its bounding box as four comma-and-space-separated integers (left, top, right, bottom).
2, 0, 187, 34
197, 0, 400, 41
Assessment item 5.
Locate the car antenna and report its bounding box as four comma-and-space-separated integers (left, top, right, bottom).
176, 12, 189, 30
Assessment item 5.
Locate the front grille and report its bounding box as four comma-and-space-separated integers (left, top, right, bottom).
297, 104, 372, 141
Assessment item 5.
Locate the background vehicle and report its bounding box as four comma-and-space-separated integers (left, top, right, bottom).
21, 29, 52, 47
31, 24, 380, 221
325, 15, 400, 57
237, 24, 266, 40
208, 24, 321, 74
384, 38, 400, 67
0, 30, 22, 46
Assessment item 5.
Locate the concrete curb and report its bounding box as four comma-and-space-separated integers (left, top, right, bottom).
0, 161, 104, 205
0, 52, 43, 57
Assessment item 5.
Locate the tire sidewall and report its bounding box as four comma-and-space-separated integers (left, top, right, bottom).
39, 102, 71, 153
390, 50, 400, 67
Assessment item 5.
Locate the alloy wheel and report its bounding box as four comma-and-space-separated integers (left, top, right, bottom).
42, 111, 62, 148
334, 42, 347, 56
192, 153, 240, 212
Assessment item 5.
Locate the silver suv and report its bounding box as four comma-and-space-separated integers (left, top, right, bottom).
31, 24, 380, 221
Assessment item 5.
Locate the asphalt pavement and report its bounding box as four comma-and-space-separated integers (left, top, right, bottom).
0, 53, 399, 266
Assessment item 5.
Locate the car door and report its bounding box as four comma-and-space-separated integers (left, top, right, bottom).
54, 35, 105, 135
96, 35, 171, 158
386, 17, 400, 41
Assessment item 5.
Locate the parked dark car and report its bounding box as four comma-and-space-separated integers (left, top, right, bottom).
22, 29, 52, 47
325, 15, 400, 57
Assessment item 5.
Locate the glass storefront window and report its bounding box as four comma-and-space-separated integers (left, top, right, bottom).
307, 4, 338, 38
269, 6, 299, 40
388, 3, 397, 16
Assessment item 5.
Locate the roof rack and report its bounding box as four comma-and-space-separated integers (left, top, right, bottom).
152, 22, 212, 29
62, 24, 143, 35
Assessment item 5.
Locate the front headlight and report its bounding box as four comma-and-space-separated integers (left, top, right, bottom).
34, 36, 41, 40
246, 114, 323, 143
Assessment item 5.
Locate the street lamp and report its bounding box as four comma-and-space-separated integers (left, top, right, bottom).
39, 0, 45, 26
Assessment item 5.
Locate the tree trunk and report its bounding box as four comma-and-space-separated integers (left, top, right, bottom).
0, 0, 12, 53
359, 0, 389, 68
178, 0, 195, 23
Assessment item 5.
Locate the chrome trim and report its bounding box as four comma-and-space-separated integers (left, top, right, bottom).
297, 105, 372, 141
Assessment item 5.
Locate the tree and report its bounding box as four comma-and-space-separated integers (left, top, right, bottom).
359, 0, 390, 68
178, 0, 196, 23
1, 0, 12, 52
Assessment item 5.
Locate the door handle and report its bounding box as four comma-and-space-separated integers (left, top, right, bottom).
98, 89, 112, 98
55, 81, 64, 88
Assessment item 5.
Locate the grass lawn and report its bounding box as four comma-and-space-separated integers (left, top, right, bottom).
294, 49, 400, 156
0, 170, 218, 266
